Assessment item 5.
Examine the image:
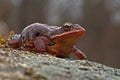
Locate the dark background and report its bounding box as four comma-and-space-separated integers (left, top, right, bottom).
0, 0, 120, 68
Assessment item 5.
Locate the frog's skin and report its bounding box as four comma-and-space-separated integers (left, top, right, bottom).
5, 23, 87, 60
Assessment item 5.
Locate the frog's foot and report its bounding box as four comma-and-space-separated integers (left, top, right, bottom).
69, 47, 87, 60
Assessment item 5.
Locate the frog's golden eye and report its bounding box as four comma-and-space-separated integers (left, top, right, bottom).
62, 22, 73, 31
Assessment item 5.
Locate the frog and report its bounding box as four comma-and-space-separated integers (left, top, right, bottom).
5, 22, 87, 60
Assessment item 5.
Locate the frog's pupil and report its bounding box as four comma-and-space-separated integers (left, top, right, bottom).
64, 25, 70, 28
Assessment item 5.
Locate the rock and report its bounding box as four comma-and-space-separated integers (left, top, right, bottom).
0, 48, 120, 80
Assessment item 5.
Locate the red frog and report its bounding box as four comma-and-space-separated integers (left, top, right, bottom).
5, 23, 87, 60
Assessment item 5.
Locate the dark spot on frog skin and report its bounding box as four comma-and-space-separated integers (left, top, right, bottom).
33, 30, 43, 37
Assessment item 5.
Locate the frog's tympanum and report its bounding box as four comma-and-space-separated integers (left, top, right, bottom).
5, 23, 87, 60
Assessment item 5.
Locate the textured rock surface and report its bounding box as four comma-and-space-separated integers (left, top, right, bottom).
0, 48, 120, 80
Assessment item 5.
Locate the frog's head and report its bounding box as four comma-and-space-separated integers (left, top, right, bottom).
47, 22, 86, 56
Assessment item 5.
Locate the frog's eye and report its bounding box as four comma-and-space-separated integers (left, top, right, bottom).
33, 30, 43, 37
62, 22, 73, 31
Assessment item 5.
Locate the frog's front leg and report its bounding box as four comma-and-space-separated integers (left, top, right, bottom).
69, 46, 87, 60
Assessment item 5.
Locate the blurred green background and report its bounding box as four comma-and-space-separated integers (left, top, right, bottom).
0, 0, 120, 68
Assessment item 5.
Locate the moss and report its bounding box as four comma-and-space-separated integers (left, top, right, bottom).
0, 31, 14, 48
